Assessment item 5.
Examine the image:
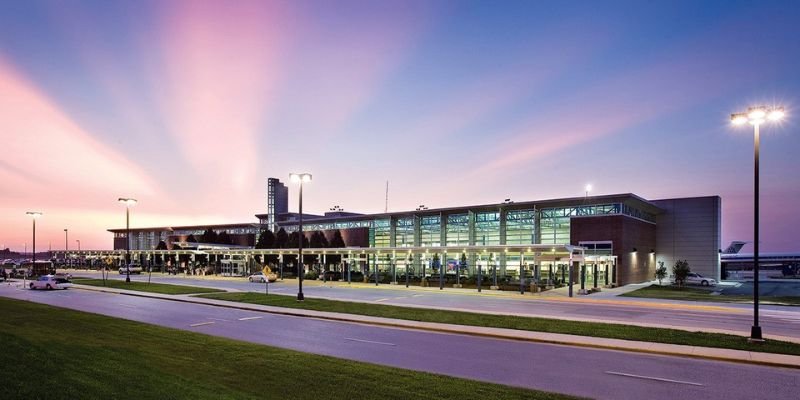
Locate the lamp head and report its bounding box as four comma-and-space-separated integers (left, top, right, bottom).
118, 198, 138, 206
731, 106, 785, 126
26, 211, 43, 219
289, 173, 312, 183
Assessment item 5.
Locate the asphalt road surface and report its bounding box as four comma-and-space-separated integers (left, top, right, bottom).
1, 284, 798, 400
72, 271, 800, 340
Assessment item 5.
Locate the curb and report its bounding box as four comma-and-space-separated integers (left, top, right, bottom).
72, 284, 800, 370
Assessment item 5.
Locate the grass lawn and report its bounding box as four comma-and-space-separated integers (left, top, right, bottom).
198, 292, 800, 356
0, 297, 581, 400
72, 278, 225, 295
621, 284, 800, 306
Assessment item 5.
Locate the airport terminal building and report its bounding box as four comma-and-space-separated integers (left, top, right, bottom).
105, 178, 722, 287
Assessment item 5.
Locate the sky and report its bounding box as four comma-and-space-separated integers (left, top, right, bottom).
1, 0, 798, 252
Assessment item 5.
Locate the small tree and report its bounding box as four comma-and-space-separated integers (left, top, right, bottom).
330, 230, 346, 248
255, 230, 276, 249
672, 259, 691, 288
655, 260, 667, 285
275, 228, 289, 248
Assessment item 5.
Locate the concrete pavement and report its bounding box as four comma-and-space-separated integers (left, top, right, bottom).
52, 282, 800, 368
2, 283, 799, 400
67, 269, 800, 341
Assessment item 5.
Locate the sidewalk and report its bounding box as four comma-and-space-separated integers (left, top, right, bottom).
72, 283, 800, 369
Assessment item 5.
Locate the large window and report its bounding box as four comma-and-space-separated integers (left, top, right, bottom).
506, 210, 535, 245
370, 219, 391, 248
446, 214, 469, 246
420, 215, 441, 247
540, 208, 570, 245
395, 217, 415, 247
475, 212, 500, 245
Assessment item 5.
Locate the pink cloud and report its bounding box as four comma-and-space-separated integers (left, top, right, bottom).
0, 58, 160, 250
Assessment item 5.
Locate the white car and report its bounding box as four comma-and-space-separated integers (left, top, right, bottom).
54, 272, 73, 280
684, 272, 717, 287
248, 272, 277, 283
29, 275, 73, 290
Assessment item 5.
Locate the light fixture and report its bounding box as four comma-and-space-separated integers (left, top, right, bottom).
731, 106, 784, 126
289, 172, 312, 183
632, 247, 637, 252
650, 249, 655, 254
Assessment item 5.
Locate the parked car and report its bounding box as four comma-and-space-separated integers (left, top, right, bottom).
684, 272, 717, 287
29, 275, 73, 290
118, 265, 143, 275
321, 270, 342, 281
248, 271, 277, 283
54, 272, 73, 280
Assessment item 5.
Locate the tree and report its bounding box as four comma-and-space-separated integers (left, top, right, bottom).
275, 228, 288, 248
155, 241, 168, 250
256, 230, 276, 249
655, 260, 667, 286
186, 234, 198, 243
309, 231, 325, 248
217, 231, 232, 245
200, 228, 218, 244
330, 230, 346, 248
672, 259, 690, 288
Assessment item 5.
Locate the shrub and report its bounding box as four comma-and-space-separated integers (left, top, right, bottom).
304, 271, 319, 280
672, 260, 690, 288
655, 261, 668, 285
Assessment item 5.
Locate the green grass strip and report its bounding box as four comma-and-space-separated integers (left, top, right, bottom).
73, 278, 225, 295
198, 291, 800, 356
0, 297, 582, 400
620, 285, 800, 306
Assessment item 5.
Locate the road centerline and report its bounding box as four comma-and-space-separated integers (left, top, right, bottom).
344, 337, 397, 346
604, 371, 704, 386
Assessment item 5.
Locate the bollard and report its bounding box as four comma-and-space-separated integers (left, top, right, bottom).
477, 265, 482, 293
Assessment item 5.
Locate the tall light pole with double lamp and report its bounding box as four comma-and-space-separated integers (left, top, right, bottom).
731, 106, 785, 342
118, 198, 138, 283
289, 173, 312, 301
64, 228, 68, 267
26, 212, 42, 275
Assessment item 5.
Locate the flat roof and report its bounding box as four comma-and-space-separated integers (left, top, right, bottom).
110, 192, 662, 233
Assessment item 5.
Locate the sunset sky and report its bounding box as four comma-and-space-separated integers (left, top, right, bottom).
1, 0, 798, 252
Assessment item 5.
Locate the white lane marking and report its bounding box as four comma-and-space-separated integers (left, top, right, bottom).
344, 338, 397, 346
207, 317, 230, 322
605, 371, 704, 386
374, 298, 390, 302
238, 316, 263, 321
115, 303, 138, 309
412, 294, 425, 297
190, 321, 215, 327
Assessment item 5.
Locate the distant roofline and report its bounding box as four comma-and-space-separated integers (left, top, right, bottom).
109, 193, 678, 233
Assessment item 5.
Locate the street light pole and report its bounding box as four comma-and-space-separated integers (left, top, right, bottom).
731, 106, 785, 342
118, 198, 138, 283
290, 173, 312, 301
26, 212, 42, 275
64, 228, 68, 267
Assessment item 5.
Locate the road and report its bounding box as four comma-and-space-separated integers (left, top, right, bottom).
71, 270, 800, 340
0, 284, 797, 400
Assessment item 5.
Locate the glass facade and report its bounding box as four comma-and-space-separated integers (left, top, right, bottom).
420, 215, 441, 247
395, 217, 415, 247
505, 209, 535, 245
370, 219, 391, 247
474, 212, 500, 245
446, 214, 469, 246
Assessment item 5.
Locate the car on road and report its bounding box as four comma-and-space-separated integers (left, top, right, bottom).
29, 275, 73, 290
248, 271, 277, 283
54, 272, 73, 280
119, 265, 143, 275
683, 272, 717, 287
